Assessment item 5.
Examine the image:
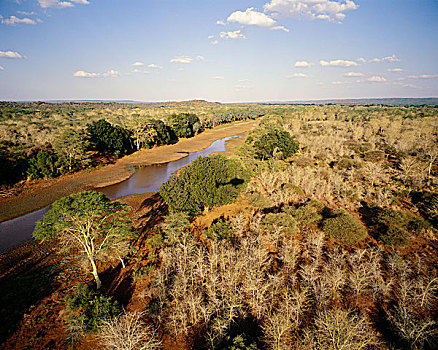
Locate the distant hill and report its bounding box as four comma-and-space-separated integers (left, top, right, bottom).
264, 97, 438, 106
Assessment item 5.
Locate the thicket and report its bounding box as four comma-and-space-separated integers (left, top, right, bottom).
159, 154, 249, 215
65, 283, 120, 340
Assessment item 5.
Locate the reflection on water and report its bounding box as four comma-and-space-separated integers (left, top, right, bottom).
0, 134, 242, 253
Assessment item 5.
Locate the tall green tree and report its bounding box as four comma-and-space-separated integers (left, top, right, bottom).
87, 119, 133, 154
167, 113, 200, 138
160, 155, 248, 215
33, 191, 133, 289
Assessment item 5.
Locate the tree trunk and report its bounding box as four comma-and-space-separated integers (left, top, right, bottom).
90, 257, 102, 289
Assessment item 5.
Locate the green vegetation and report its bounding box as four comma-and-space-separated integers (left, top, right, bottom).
322, 213, 368, 244
167, 112, 200, 138
65, 283, 120, 339
86, 119, 133, 155
206, 219, 234, 241
33, 191, 132, 289
245, 126, 299, 160
159, 154, 249, 215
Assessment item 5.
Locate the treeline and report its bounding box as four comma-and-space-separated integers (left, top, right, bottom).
0, 109, 261, 187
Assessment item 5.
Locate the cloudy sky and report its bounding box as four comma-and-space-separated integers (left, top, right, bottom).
0, 0, 437, 102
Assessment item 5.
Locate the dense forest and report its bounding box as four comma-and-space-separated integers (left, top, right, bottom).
0, 102, 437, 349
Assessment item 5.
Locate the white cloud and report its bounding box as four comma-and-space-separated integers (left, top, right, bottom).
320, 59, 359, 67
357, 57, 367, 63
211, 40, 219, 45
264, 0, 358, 22
316, 82, 324, 85
294, 60, 311, 68
178, 67, 185, 71
17, 11, 36, 16
216, 20, 226, 26
132, 69, 150, 74
369, 54, 400, 63
214, 76, 225, 80
38, 0, 89, 8
38, 0, 73, 8
332, 81, 343, 85
407, 74, 438, 79
170, 56, 205, 64
344, 72, 363, 77
0, 50, 25, 59
73, 69, 120, 78
286, 73, 308, 78
220, 29, 246, 39
147, 63, 162, 69
227, 7, 289, 31
2, 16, 36, 25
0, 65, 4, 71
208, 35, 214, 39
388, 68, 404, 72
367, 76, 386, 82
132, 61, 144, 66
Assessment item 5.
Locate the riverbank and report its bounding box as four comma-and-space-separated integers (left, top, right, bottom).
0, 120, 257, 223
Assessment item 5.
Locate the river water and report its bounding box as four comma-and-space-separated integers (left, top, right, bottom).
0, 134, 241, 253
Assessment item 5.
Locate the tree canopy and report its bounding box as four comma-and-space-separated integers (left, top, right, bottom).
33, 191, 132, 289
167, 113, 200, 138
245, 126, 299, 160
159, 154, 249, 215
86, 119, 133, 154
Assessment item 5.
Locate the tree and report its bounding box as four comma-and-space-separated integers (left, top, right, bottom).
27, 150, 59, 179
167, 113, 200, 138
159, 155, 249, 215
53, 128, 89, 172
127, 117, 175, 150
33, 191, 132, 289
87, 119, 133, 154
245, 127, 299, 160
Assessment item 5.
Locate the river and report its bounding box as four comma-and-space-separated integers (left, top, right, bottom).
0, 134, 242, 253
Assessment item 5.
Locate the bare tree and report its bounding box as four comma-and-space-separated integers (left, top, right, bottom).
99, 312, 161, 350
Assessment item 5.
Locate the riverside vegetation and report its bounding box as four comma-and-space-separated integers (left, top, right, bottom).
0, 101, 437, 350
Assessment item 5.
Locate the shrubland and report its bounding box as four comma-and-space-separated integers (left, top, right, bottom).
1, 102, 438, 349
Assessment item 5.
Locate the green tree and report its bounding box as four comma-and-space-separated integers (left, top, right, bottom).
167, 113, 200, 138
159, 155, 248, 215
33, 191, 132, 289
128, 117, 175, 150
27, 151, 59, 179
245, 127, 299, 160
53, 128, 89, 172
87, 119, 133, 154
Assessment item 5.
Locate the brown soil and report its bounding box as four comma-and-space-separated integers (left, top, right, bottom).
0, 120, 258, 223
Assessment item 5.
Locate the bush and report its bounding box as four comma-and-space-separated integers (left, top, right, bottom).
285, 200, 325, 229
160, 155, 249, 215
206, 219, 234, 242
99, 311, 161, 350
245, 127, 299, 160
322, 213, 368, 244
374, 208, 428, 246
215, 333, 259, 350
262, 213, 298, 236
65, 284, 120, 339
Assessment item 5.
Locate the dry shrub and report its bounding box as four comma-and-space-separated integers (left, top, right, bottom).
301, 308, 381, 350
99, 312, 161, 350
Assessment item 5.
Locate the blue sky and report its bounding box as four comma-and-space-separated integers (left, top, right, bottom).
0, 0, 437, 102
